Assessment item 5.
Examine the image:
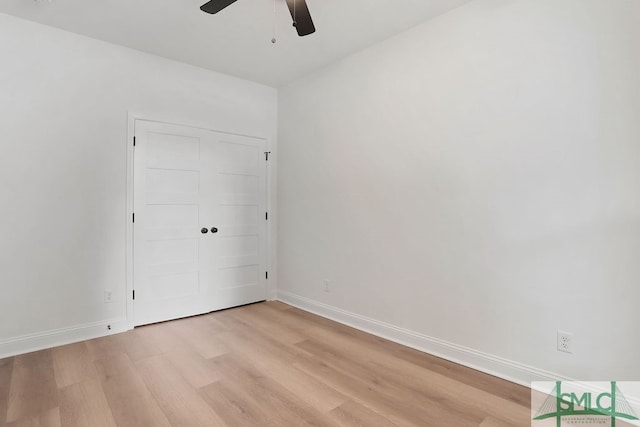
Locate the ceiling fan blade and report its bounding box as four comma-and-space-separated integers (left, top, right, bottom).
200, 0, 238, 14
285, 0, 316, 36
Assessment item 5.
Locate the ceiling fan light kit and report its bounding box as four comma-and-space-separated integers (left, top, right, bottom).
200, 0, 316, 38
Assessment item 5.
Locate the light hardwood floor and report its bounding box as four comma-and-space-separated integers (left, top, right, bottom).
0, 302, 531, 426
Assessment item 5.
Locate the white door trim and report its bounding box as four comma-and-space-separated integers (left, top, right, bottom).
125, 112, 272, 330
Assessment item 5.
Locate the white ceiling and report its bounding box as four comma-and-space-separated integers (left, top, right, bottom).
0, 0, 473, 87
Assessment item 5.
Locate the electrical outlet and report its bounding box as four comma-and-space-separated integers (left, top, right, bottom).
324, 280, 331, 293
557, 330, 573, 353
104, 290, 113, 303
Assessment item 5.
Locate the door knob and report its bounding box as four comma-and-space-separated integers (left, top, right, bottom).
201, 227, 209, 234
211, 227, 218, 234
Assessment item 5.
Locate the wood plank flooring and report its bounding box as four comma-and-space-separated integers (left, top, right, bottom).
0, 302, 531, 426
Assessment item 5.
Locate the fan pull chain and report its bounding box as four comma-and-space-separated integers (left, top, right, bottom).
271, 0, 277, 43
293, 0, 297, 27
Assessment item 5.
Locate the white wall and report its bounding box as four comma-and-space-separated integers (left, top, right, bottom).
277, 0, 640, 382
0, 13, 277, 356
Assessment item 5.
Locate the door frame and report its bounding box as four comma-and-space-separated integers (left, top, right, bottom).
125, 112, 273, 330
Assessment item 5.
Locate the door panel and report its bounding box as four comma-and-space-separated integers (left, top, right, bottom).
133, 120, 267, 326
207, 135, 267, 312
150, 271, 200, 300
146, 133, 200, 169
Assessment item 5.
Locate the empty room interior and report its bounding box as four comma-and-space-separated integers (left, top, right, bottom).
1, 0, 639, 426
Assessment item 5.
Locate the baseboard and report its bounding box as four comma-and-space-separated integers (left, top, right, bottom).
277, 290, 571, 388
0, 318, 130, 359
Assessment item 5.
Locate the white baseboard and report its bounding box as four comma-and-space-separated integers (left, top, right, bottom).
0, 319, 130, 359
277, 290, 571, 388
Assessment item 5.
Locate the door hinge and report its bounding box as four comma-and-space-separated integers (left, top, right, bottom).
265, 212, 268, 220
265, 271, 268, 280
133, 136, 136, 147
132, 213, 135, 223
264, 151, 271, 161
133, 290, 135, 300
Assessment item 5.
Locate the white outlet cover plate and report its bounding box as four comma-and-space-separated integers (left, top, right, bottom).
557, 330, 573, 353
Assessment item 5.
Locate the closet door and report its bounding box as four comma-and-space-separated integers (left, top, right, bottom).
133, 120, 267, 326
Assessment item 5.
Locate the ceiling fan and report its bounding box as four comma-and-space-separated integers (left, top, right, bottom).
200, 0, 316, 37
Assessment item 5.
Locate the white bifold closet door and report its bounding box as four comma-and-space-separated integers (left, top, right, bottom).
133, 120, 267, 326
